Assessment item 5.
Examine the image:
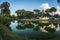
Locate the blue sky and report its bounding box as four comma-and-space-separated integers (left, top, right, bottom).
0, 0, 58, 15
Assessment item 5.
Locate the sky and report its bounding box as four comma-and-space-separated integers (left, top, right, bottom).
0, 0, 59, 15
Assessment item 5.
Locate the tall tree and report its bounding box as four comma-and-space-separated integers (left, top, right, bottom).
34, 9, 40, 18
50, 7, 57, 16
15, 9, 26, 18
50, 7, 57, 12
45, 9, 51, 14
1, 2, 10, 16
45, 9, 51, 17
34, 9, 40, 14
54, 14, 60, 18
26, 11, 34, 18
15, 9, 35, 19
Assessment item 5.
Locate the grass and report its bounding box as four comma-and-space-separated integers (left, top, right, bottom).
49, 35, 60, 40
0, 23, 29, 40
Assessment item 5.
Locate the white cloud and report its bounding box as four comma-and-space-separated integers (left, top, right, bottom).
40, 3, 50, 10
57, 6, 60, 10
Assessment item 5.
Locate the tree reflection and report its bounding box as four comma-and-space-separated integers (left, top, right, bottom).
38, 23, 51, 27
32, 21, 39, 24
45, 27, 56, 33
16, 21, 59, 33
16, 23, 34, 29
16, 25, 26, 30
53, 23, 59, 28
25, 24, 34, 28
33, 26, 40, 31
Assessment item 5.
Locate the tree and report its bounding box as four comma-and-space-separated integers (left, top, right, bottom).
15, 9, 35, 19
15, 9, 26, 18
50, 7, 57, 16
45, 9, 51, 13
45, 9, 51, 17
50, 7, 57, 12
11, 15, 16, 20
54, 14, 60, 18
34, 9, 40, 14
26, 11, 34, 18
1, 2, 10, 16
34, 9, 40, 18
15, 10, 21, 17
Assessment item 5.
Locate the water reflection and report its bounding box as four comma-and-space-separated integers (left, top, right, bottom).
10, 20, 60, 39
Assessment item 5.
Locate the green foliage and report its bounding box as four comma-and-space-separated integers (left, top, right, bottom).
25, 24, 34, 28
38, 23, 50, 27
34, 9, 40, 13
1, 2, 10, 16
45, 27, 56, 33
54, 14, 60, 18
33, 26, 40, 31
50, 7, 57, 12
32, 21, 39, 24
16, 25, 26, 30
45, 9, 51, 13
26, 11, 35, 18
0, 23, 29, 40
15, 9, 35, 18
15, 9, 26, 16
0, 15, 10, 25
1, 2, 10, 8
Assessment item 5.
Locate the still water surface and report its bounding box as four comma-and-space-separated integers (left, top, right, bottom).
9, 20, 60, 39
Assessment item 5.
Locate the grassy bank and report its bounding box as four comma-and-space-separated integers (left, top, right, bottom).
49, 35, 60, 40
0, 23, 29, 40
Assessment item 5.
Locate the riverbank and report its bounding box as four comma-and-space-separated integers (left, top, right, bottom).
0, 23, 29, 40
18, 18, 60, 21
